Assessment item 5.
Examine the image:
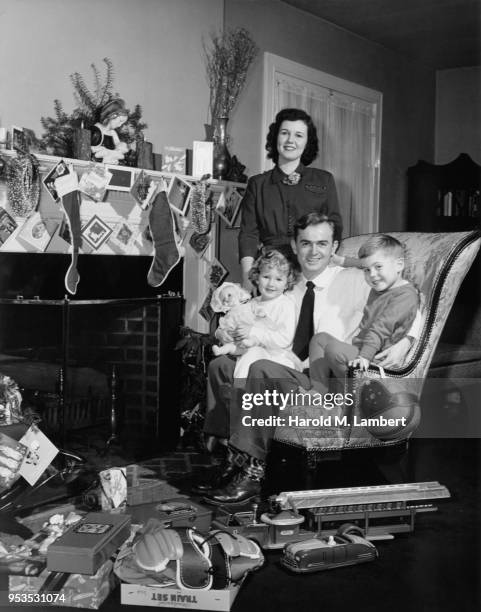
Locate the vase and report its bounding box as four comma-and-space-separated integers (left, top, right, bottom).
213, 116, 231, 180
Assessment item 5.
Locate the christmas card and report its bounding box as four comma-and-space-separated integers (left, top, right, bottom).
205, 257, 228, 288
168, 176, 192, 216
79, 165, 112, 202
161, 146, 187, 174
18, 425, 59, 486
215, 185, 243, 227
189, 230, 211, 257
130, 170, 158, 209
81, 215, 113, 250
42, 159, 71, 202
108, 221, 137, 254
16, 212, 58, 252
0, 208, 18, 246
192, 140, 213, 178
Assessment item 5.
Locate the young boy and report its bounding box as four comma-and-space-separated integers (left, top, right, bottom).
308, 234, 419, 391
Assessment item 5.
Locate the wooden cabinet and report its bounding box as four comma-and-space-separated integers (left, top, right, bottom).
407, 153, 480, 232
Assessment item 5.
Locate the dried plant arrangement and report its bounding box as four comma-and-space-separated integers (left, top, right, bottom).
204, 27, 258, 123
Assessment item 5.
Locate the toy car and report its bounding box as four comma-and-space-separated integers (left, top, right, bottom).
280, 524, 378, 573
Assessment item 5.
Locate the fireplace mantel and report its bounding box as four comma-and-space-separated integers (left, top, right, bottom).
0, 150, 244, 332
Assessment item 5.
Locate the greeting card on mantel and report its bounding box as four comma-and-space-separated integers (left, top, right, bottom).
192, 141, 213, 178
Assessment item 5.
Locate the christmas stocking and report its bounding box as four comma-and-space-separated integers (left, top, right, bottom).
55, 172, 81, 295
147, 191, 181, 287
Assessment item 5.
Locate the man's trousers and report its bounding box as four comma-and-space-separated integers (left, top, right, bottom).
204, 356, 310, 461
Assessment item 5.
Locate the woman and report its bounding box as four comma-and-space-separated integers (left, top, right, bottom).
238, 108, 342, 291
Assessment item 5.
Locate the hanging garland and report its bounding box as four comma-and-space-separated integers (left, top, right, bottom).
190, 177, 210, 234
5, 153, 41, 217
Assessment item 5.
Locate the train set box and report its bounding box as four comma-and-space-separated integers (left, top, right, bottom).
120, 582, 242, 611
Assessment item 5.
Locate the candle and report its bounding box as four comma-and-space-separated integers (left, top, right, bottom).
73, 127, 91, 160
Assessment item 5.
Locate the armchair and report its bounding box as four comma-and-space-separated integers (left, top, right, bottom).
273, 231, 481, 466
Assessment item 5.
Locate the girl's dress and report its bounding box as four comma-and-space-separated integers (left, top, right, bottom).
216, 293, 302, 380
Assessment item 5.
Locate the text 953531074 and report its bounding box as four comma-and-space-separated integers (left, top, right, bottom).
8, 593, 66, 605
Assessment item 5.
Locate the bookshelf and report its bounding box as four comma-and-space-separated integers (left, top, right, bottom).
407, 153, 481, 232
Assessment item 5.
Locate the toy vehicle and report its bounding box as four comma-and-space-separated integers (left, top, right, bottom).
280, 524, 378, 573
211, 506, 316, 549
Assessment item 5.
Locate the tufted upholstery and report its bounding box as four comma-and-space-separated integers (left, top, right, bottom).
273, 231, 481, 455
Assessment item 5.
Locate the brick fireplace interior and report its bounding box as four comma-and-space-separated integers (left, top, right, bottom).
0, 253, 184, 454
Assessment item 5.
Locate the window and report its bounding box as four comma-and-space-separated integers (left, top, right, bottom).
262, 53, 382, 235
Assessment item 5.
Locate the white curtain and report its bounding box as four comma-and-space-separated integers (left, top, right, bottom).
277, 76, 377, 237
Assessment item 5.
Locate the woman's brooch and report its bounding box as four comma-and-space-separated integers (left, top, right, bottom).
282, 172, 301, 186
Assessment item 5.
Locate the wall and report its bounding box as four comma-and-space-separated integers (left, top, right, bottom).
0, 0, 435, 235
0, 0, 223, 151
435, 67, 481, 165
225, 0, 436, 231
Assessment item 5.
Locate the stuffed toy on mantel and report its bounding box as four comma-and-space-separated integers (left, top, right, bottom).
91, 99, 129, 165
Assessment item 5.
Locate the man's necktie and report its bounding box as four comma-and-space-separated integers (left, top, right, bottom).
292, 281, 315, 360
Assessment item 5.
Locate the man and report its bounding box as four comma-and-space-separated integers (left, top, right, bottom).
200, 213, 414, 504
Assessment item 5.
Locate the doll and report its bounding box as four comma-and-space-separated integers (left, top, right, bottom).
211, 282, 277, 357
91, 99, 129, 165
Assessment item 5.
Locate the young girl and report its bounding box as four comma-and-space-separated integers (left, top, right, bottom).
211, 249, 302, 380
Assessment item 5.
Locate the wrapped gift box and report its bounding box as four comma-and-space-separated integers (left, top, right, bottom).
127, 478, 180, 506
47, 512, 131, 575
99, 467, 127, 511
9, 558, 116, 609
120, 582, 242, 611
0, 554, 46, 576
17, 502, 82, 534
129, 498, 212, 533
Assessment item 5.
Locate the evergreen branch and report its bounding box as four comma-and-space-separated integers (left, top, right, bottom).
92, 62, 102, 103
97, 57, 114, 109
70, 71, 97, 115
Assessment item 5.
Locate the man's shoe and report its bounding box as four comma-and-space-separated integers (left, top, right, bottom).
202, 457, 265, 505
191, 461, 239, 495
204, 435, 228, 454
191, 446, 245, 496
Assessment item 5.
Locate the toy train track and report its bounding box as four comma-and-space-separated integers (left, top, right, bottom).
276, 481, 450, 511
